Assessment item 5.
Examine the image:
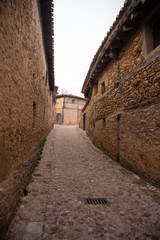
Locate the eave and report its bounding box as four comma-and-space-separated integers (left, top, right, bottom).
81, 0, 154, 98
40, 0, 54, 91
56, 94, 87, 101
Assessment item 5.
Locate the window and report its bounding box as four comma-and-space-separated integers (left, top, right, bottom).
45, 71, 48, 86
32, 101, 36, 129
142, 15, 160, 57
103, 117, 106, 128
101, 81, 105, 94
72, 99, 75, 104
94, 84, 98, 95
153, 19, 160, 49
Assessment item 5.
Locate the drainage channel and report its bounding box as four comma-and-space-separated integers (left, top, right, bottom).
84, 198, 109, 205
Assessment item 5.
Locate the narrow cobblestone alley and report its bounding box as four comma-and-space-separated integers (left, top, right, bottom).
6, 125, 160, 240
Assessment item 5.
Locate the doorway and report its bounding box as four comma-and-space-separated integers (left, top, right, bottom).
56, 113, 62, 124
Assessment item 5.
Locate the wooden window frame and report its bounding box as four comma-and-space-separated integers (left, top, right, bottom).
142, 11, 160, 59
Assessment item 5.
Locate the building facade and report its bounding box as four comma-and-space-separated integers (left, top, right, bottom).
0, 0, 54, 236
55, 95, 86, 125
81, 0, 160, 186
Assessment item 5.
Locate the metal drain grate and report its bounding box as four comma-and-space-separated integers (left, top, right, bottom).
85, 198, 109, 205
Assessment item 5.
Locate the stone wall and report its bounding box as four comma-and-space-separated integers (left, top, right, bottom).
0, 0, 54, 236
81, 28, 160, 186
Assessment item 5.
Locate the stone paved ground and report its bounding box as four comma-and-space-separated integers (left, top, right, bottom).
6, 125, 160, 240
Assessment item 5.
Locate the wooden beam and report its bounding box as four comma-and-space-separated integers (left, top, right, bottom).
122, 25, 134, 32
130, 6, 149, 21
130, 12, 139, 21
95, 69, 101, 73
92, 72, 95, 77
89, 83, 92, 88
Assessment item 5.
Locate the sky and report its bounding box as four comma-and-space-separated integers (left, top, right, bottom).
54, 0, 124, 97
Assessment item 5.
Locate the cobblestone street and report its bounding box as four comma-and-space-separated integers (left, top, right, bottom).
6, 125, 160, 240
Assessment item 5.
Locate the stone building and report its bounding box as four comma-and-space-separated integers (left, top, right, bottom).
81, 0, 160, 185
55, 94, 86, 125
0, 0, 54, 236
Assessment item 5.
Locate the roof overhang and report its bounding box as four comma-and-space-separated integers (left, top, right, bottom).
39, 0, 54, 91
56, 94, 86, 101
82, 0, 157, 98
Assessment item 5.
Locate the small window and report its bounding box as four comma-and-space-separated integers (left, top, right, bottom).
45, 71, 48, 86
103, 118, 106, 128
32, 101, 36, 129
94, 84, 98, 95
72, 99, 75, 104
101, 81, 105, 94
142, 15, 160, 57
153, 20, 160, 49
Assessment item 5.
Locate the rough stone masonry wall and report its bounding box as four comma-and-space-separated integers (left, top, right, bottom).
0, 0, 54, 236
82, 28, 160, 186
